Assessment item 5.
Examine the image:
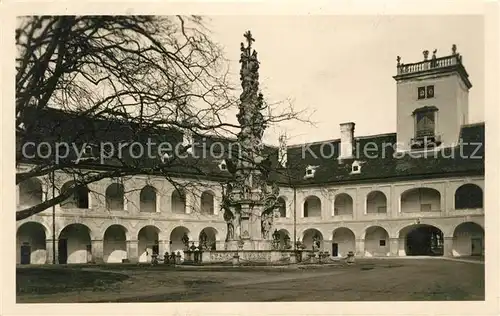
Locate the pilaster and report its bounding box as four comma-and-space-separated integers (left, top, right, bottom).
127, 239, 139, 263
45, 239, 57, 264
90, 239, 104, 263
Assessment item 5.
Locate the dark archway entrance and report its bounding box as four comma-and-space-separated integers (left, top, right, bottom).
404, 225, 443, 256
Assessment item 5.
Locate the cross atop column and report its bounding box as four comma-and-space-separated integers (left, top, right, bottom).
244, 30, 255, 49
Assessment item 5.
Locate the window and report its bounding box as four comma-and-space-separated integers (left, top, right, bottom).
306, 169, 313, 175
417, 85, 435, 100
352, 166, 359, 172
379, 240, 386, 246
219, 160, 227, 171
415, 111, 436, 138
418, 87, 426, 99
426, 85, 434, 98
411, 106, 440, 150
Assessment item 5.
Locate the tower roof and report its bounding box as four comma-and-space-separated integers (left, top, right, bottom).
393, 45, 472, 89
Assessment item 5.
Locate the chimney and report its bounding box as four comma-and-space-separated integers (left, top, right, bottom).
278, 134, 287, 167
339, 122, 355, 159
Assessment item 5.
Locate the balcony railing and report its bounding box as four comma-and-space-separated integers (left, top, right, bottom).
397, 54, 461, 75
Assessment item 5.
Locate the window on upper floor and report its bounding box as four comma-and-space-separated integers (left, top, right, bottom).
415, 111, 436, 138
417, 85, 434, 100
411, 106, 441, 150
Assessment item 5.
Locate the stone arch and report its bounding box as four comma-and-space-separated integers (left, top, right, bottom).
18, 177, 43, 207
199, 227, 218, 250
16, 221, 48, 264
455, 184, 483, 209
452, 222, 484, 256
169, 226, 191, 260
366, 191, 387, 214
331, 227, 355, 257
60, 181, 90, 209
140, 185, 157, 213
200, 190, 215, 215
273, 228, 291, 250
171, 189, 186, 214
58, 223, 92, 264
138, 225, 160, 263
400, 188, 441, 213
302, 228, 323, 250
277, 196, 287, 217
103, 224, 128, 263
334, 193, 353, 216
398, 224, 444, 256
364, 226, 390, 257
303, 195, 321, 217
105, 183, 125, 210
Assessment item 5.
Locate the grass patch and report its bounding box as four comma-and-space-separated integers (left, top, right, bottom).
17, 267, 129, 295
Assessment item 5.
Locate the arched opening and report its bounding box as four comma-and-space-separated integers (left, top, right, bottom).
277, 197, 286, 217
199, 227, 218, 250
138, 226, 160, 263
58, 224, 92, 264
455, 184, 483, 209
331, 227, 355, 257
140, 186, 157, 213
170, 226, 190, 260
400, 188, 441, 213
364, 226, 390, 257
105, 183, 124, 210
334, 193, 353, 216
453, 222, 484, 256
366, 191, 387, 214
302, 228, 323, 250
60, 181, 89, 209
399, 224, 443, 256
16, 222, 47, 264
200, 191, 215, 215
303, 196, 321, 217
19, 178, 43, 207
276, 229, 291, 249
171, 189, 186, 214
103, 225, 127, 263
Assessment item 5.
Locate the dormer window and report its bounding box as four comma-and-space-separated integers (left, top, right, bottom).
78, 143, 98, 162
304, 165, 319, 179
160, 152, 172, 163
350, 160, 363, 174
219, 160, 228, 171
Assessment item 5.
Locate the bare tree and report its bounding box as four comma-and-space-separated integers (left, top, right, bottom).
15, 15, 306, 221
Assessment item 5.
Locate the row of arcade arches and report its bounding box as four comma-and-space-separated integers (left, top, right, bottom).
16, 223, 218, 264
18, 178, 217, 214
302, 184, 483, 217
17, 220, 483, 264
297, 222, 483, 257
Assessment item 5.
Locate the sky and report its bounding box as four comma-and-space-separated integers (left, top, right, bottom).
205, 15, 484, 146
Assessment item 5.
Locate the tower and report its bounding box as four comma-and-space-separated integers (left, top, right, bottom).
393, 45, 472, 151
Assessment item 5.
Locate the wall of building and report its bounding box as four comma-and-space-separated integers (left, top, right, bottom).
16, 165, 484, 263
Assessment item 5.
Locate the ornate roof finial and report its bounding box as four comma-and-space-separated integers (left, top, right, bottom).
397, 56, 401, 66
452, 44, 457, 55
423, 50, 429, 60
432, 49, 437, 59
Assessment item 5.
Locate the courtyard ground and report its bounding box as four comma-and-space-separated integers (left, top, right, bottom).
16, 258, 484, 303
